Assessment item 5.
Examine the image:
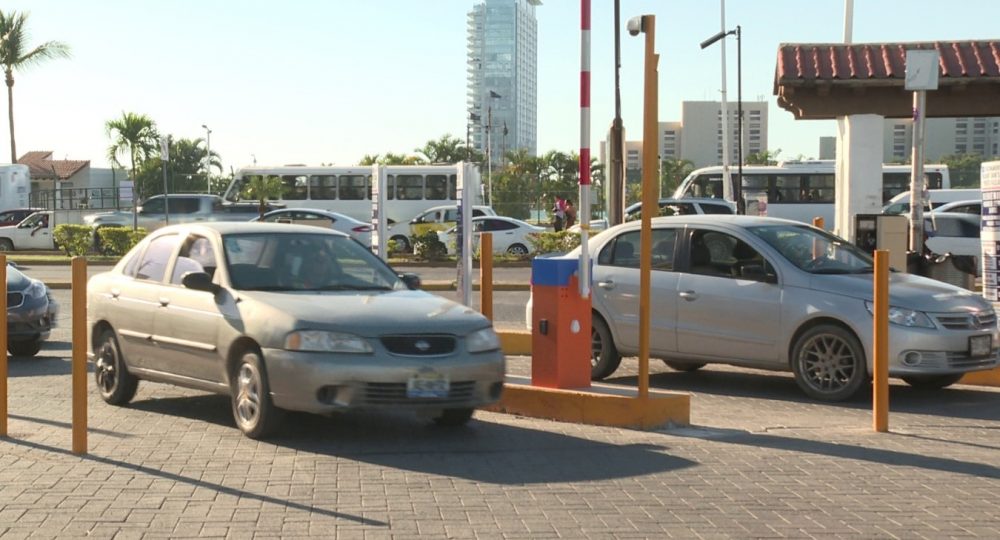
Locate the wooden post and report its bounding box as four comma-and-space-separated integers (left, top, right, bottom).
480, 233, 493, 321
72, 257, 87, 454
0, 255, 7, 437
873, 249, 889, 432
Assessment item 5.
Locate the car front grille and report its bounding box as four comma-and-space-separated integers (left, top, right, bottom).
363, 381, 476, 405
903, 350, 999, 370
6, 292, 23, 309
380, 335, 456, 356
935, 312, 997, 330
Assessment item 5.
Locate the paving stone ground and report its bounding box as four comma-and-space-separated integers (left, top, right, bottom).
1, 294, 999, 539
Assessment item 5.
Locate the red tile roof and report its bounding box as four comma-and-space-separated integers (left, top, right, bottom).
775, 40, 1000, 86
17, 151, 89, 181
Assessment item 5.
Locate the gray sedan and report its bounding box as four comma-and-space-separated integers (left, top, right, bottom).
87, 222, 504, 438
541, 215, 998, 401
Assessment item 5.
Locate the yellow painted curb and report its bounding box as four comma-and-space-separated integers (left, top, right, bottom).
499, 330, 531, 356
960, 367, 1000, 387
485, 375, 690, 429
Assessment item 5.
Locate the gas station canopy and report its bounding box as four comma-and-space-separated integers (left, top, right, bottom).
774, 40, 1000, 119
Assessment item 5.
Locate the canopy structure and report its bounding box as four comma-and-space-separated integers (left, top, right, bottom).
774, 41, 1000, 119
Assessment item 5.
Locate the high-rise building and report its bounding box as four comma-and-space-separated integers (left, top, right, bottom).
679, 101, 768, 168
467, 0, 541, 164
882, 117, 1000, 162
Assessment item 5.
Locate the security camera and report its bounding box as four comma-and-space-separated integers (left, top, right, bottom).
626, 16, 644, 36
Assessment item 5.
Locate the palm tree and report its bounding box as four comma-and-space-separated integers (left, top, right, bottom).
415, 134, 466, 164
0, 9, 70, 162
105, 112, 158, 229
241, 175, 283, 219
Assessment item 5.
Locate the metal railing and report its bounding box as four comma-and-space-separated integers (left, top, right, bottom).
28, 188, 131, 211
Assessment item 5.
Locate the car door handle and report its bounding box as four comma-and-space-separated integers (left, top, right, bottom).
158, 297, 170, 307
597, 280, 615, 290
679, 290, 698, 301
110, 288, 120, 299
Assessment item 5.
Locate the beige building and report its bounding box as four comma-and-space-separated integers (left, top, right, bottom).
882, 117, 1000, 163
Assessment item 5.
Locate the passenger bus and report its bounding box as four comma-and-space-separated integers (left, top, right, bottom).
672, 160, 950, 226
223, 164, 484, 224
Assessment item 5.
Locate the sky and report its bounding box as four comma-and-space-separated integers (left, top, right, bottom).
3, 0, 999, 175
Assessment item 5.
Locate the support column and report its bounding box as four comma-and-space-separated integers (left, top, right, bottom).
835, 114, 884, 242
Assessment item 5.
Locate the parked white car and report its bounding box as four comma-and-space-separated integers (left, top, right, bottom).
931, 200, 981, 215
923, 213, 981, 275
882, 189, 980, 215
526, 215, 998, 401
387, 204, 496, 252
438, 216, 545, 256
251, 208, 372, 245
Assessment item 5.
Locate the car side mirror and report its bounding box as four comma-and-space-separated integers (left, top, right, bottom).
740, 263, 777, 284
181, 271, 220, 293
399, 272, 421, 290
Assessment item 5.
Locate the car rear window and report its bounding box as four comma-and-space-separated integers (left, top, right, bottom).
699, 203, 734, 215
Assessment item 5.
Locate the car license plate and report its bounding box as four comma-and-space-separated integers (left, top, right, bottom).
407, 370, 450, 398
969, 335, 992, 358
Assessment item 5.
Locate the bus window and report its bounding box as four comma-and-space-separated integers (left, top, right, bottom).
449, 174, 458, 200
311, 175, 337, 200
804, 174, 834, 203
282, 175, 308, 200
689, 174, 724, 198
774, 175, 803, 202
339, 175, 366, 200
926, 172, 943, 190
426, 175, 448, 200
395, 175, 424, 200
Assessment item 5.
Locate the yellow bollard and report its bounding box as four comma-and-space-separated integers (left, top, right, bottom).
873, 249, 889, 432
812, 216, 824, 230
0, 255, 6, 437
72, 257, 87, 454
480, 233, 493, 321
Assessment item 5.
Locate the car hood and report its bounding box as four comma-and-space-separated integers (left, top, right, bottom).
808, 272, 988, 312
238, 289, 490, 336
6, 270, 32, 292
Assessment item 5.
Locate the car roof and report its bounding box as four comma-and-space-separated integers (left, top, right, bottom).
605, 214, 809, 234
152, 221, 351, 237
624, 198, 734, 211
262, 207, 361, 221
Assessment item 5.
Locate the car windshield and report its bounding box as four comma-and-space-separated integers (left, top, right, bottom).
748, 224, 874, 274
223, 232, 403, 292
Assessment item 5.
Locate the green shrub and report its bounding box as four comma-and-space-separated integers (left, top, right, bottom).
97, 226, 148, 256
53, 224, 95, 256
528, 231, 581, 255
412, 230, 447, 261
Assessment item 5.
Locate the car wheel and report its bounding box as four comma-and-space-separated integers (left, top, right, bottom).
902, 374, 964, 389
8, 338, 42, 357
591, 315, 622, 380
790, 324, 867, 401
433, 407, 475, 427
94, 329, 138, 405
506, 243, 529, 256
663, 360, 706, 372
230, 349, 282, 439
0, 239, 12, 252
391, 235, 411, 253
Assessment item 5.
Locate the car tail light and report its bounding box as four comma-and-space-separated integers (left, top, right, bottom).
353, 225, 372, 233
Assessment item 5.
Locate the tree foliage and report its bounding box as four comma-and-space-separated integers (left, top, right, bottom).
940, 153, 984, 188
415, 134, 470, 164
135, 136, 222, 197
241, 175, 284, 218
744, 149, 781, 165
0, 9, 71, 162
660, 158, 694, 197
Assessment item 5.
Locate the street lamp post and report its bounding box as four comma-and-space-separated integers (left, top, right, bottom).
700, 25, 743, 214
201, 124, 212, 194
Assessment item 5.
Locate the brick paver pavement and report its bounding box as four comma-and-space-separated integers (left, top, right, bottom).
1, 295, 999, 538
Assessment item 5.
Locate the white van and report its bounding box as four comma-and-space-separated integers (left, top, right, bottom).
882, 189, 980, 215
387, 204, 496, 251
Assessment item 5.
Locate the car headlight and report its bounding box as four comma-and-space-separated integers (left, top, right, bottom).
467, 327, 500, 353
25, 280, 47, 299
864, 301, 935, 328
284, 330, 373, 353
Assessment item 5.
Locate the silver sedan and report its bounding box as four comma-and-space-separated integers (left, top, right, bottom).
87, 222, 504, 438
533, 215, 999, 401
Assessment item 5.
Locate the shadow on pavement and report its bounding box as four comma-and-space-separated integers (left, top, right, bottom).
2, 437, 384, 525
607, 365, 1000, 422
128, 393, 697, 485
7, 355, 75, 377
670, 427, 1000, 480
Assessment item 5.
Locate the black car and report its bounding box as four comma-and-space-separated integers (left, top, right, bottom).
5, 263, 58, 356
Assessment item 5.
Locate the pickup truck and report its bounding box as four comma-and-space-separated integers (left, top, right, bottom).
83, 194, 279, 231
0, 210, 57, 251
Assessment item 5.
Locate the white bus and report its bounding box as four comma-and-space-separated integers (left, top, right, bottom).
672, 160, 950, 227
223, 164, 484, 224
